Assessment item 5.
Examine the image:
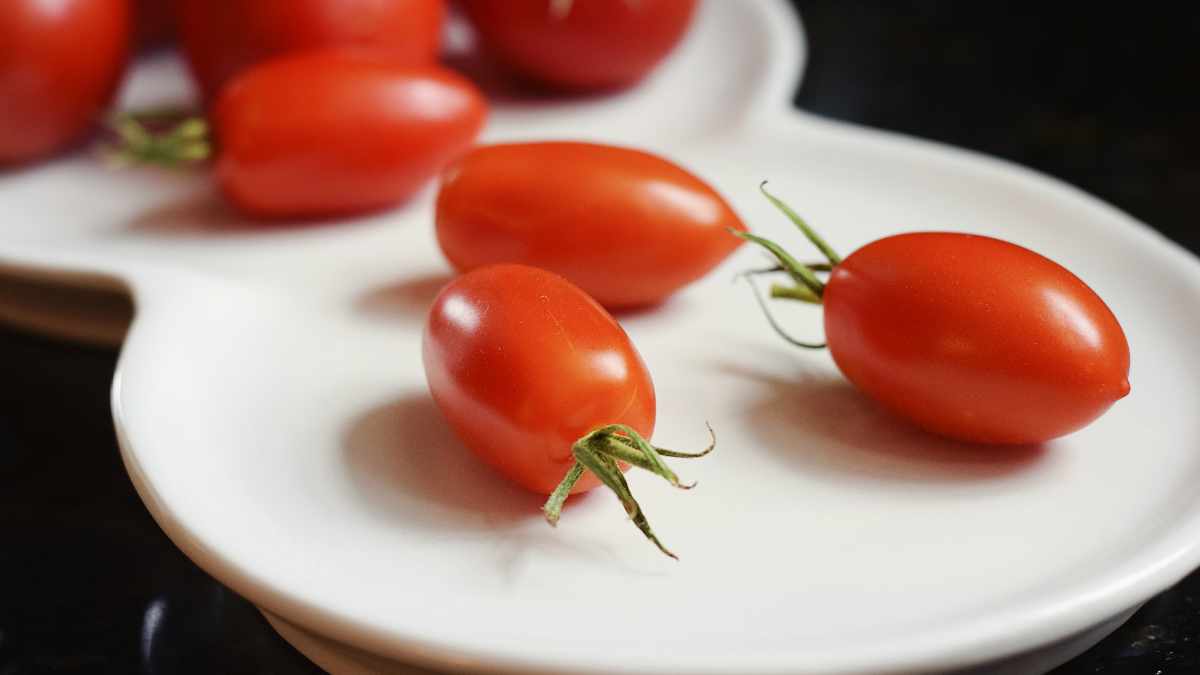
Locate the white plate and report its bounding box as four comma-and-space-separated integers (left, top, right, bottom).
7, 3, 1200, 674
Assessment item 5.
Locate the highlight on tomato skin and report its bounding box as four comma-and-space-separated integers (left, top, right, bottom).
435, 141, 747, 309
422, 263, 713, 558
213, 49, 488, 220
461, 0, 698, 91
738, 186, 1132, 446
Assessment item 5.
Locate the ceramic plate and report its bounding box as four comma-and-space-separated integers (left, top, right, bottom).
6, 3, 1200, 674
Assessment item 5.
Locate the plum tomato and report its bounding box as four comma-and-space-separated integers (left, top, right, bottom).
177, 0, 445, 99
435, 142, 746, 309
213, 49, 487, 219
461, 0, 697, 90
0, 0, 131, 164
739, 185, 1131, 445
422, 263, 713, 557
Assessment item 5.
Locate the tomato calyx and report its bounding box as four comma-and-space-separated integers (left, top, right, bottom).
733, 182, 843, 349
101, 109, 211, 167
542, 423, 715, 560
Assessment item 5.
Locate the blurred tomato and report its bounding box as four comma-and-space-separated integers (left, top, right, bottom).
462, 0, 696, 90
213, 49, 487, 219
0, 0, 131, 164
135, 0, 175, 48
177, 0, 445, 100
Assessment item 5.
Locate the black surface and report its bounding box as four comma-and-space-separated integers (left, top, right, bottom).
2, 2, 1198, 673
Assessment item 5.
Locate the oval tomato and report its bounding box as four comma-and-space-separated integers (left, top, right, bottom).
462, 0, 696, 90
423, 264, 710, 557
822, 233, 1130, 444
741, 189, 1131, 445
213, 50, 486, 219
0, 0, 131, 164
435, 142, 745, 309
177, 0, 444, 99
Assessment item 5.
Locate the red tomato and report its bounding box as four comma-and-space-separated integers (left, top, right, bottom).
176, 0, 445, 99
462, 0, 697, 90
0, 0, 131, 164
423, 264, 655, 495
213, 50, 487, 219
821, 233, 1130, 444
135, 0, 175, 48
424, 264, 708, 557
744, 202, 1131, 445
435, 142, 745, 309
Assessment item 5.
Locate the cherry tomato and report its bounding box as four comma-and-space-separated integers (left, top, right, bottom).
213, 49, 487, 219
743, 191, 1131, 445
435, 142, 745, 309
424, 264, 711, 557
0, 0, 131, 164
177, 0, 445, 99
462, 0, 696, 90
423, 264, 655, 495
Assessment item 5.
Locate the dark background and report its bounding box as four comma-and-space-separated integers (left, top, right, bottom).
2, 2, 1198, 673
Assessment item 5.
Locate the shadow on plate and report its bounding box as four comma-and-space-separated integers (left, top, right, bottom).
125, 190, 382, 237
719, 360, 1046, 484
339, 393, 664, 574
354, 274, 452, 321
341, 393, 543, 530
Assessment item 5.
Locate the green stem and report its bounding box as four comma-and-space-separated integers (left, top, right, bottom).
742, 275, 826, 349
541, 424, 715, 559
770, 283, 822, 304
101, 110, 212, 168
759, 182, 842, 265
733, 230, 825, 298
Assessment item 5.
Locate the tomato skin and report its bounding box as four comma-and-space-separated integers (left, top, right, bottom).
435, 142, 745, 309
0, 0, 131, 164
177, 0, 444, 99
462, 0, 696, 90
823, 233, 1131, 444
135, 0, 175, 48
213, 50, 487, 219
423, 264, 656, 495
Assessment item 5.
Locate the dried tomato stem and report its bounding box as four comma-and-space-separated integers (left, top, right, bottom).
541, 424, 715, 559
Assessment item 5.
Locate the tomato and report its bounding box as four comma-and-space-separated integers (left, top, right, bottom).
435, 142, 745, 309
462, 0, 697, 90
0, 0, 131, 164
423, 264, 710, 557
135, 0, 175, 48
177, 0, 445, 100
742, 189, 1131, 445
213, 49, 486, 219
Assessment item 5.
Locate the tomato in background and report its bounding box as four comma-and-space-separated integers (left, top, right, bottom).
176, 0, 445, 99
214, 49, 486, 219
135, 0, 176, 48
0, 0, 131, 164
461, 0, 697, 90
435, 142, 745, 309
